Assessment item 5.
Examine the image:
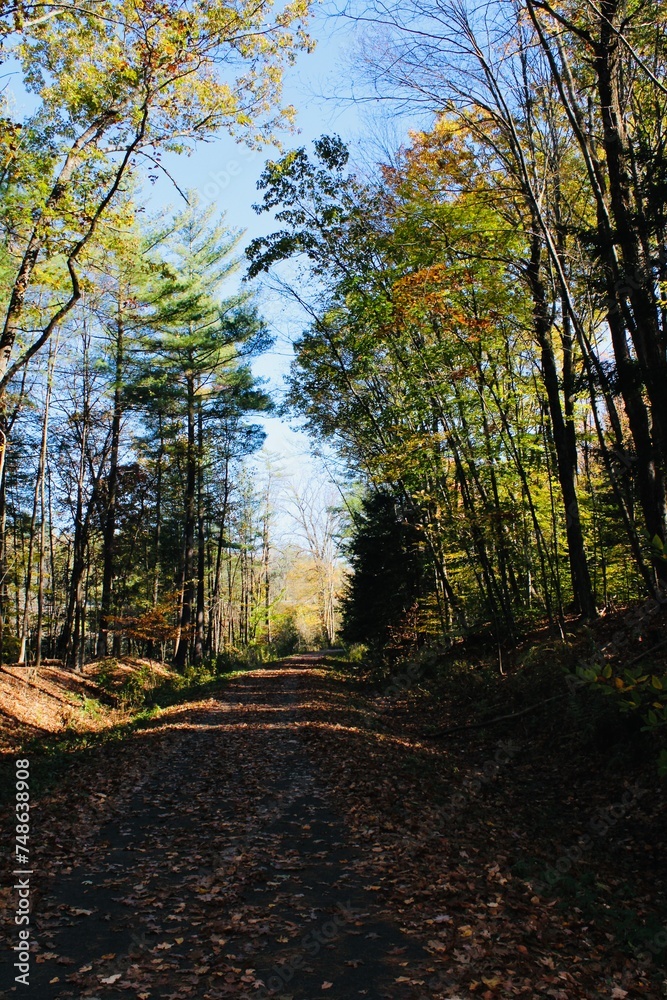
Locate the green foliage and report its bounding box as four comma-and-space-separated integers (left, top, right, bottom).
580, 659, 667, 736
346, 643, 368, 664
1, 630, 20, 663
94, 659, 156, 708
0, 0, 315, 401
270, 609, 301, 656
77, 696, 105, 720
249, 127, 662, 661
341, 489, 429, 659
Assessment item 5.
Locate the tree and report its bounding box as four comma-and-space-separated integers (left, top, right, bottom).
0, 0, 314, 402
341, 489, 427, 657
133, 199, 271, 668
348, 0, 667, 582
285, 475, 344, 647
247, 125, 664, 656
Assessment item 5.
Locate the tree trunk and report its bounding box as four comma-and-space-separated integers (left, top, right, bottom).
97, 306, 124, 656
175, 373, 197, 670
528, 238, 596, 618
18, 343, 55, 663
194, 401, 205, 664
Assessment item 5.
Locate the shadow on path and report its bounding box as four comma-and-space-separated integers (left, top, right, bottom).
1, 659, 434, 1000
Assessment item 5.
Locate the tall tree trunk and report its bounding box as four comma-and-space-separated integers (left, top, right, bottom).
207, 453, 231, 656
62, 334, 102, 671
18, 343, 55, 663
262, 506, 270, 646
528, 238, 597, 618
0, 422, 7, 665
175, 373, 197, 670
35, 452, 48, 669
63, 441, 88, 668
97, 306, 124, 656
153, 416, 164, 607
0, 368, 29, 664
194, 401, 205, 664
527, 1, 667, 577
47, 459, 57, 658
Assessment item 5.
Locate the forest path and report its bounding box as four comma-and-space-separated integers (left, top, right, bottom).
1, 657, 437, 1000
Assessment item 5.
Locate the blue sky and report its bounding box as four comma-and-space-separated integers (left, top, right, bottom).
137, 7, 385, 474
8, 5, 413, 494
7, 4, 410, 473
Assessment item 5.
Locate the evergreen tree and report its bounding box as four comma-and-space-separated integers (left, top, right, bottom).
341, 491, 426, 657
132, 199, 272, 667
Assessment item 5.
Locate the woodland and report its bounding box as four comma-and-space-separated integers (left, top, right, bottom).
2, 0, 667, 678
1, 0, 667, 998
3, 0, 667, 674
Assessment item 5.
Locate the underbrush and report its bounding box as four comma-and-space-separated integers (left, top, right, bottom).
336, 608, 667, 768
328, 613, 667, 970
0, 653, 253, 804
91, 652, 251, 710
148, 660, 248, 707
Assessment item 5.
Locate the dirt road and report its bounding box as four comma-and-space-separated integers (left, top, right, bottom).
1, 658, 433, 1000
2, 655, 664, 999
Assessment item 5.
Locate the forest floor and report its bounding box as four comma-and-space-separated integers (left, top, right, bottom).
0, 653, 666, 1000
0, 658, 179, 751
